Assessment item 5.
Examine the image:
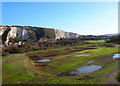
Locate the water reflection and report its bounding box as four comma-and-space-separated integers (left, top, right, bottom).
71, 65, 101, 74
75, 54, 90, 57
37, 59, 51, 62
113, 54, 120, 59
88, 61, 94, 64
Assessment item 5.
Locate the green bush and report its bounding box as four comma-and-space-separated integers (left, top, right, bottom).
3, 46, 24, 54
110, 35, 120, 44
43, 28, 55, 39
115, 71, 120, 82
99, 43, 115, 47
9, 37, 22, 43
105, 44, 115, 47
2, 51, 9, 56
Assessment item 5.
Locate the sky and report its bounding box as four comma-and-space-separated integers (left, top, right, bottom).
2, 2, 118, 35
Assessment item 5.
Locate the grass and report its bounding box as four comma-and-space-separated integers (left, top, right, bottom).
114, 70, 120, 82
2, 54, 36, 84
44, 61, 118, 84
86, 40, 105, 43
46, 46, 118, 73
2, 43, 119, 84
114, 59, 120, 82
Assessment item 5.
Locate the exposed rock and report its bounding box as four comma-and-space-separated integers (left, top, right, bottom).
0, 26, 80, 43
7, 26, 31, 40
54, 29, 65, 39
1, 26, 11, 44
0, 26, 7, 35
54, 29, 79, 39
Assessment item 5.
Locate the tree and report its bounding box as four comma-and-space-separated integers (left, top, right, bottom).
110, 35, 120, 44
9, 37, 22, 43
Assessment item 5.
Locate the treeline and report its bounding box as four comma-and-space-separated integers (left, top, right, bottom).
2, 35, 119, 56
2, 38, 86, 56
38, 38, 85, 47
78, 35, 110, 40
109, 35, 120, 44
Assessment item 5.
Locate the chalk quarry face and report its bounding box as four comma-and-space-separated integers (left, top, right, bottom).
0, 26, 31, 43
54, 29, 79, 39
0, 26, 79, 43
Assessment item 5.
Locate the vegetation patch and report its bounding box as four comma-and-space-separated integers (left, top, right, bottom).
86, 40, 105, 43
2, 40, 119, 84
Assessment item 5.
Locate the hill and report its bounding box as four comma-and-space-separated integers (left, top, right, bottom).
0, 26, 79, 43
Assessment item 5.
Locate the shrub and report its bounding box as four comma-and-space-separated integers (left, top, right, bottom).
105, 39, 110, 43
43, 28, 55, 39
115, 71, 120, 82
105, 44, 115, 47
2, 51, 9, 56
9, 37, 22, 43
99, 43, 115, 47
110, 35, 120, 44
64, 48, 71, 50
32, 47, 39, 51
3, 46, 24, 54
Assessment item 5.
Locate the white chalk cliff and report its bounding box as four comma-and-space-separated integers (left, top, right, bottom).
54, 29, 79, 39
0, 26, 79, 42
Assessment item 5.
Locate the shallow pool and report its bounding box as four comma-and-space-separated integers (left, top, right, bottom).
71, 65, 101, 74
88, 61, 94, 64
113, 54, 120, 59
37, 59, 51, 62
75, 54, 90, 57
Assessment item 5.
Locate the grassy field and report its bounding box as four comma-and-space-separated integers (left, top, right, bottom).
115, 71, 120, 82
114, 59, 120, 82
86, 40, 106, 43
2, 43, 119, 84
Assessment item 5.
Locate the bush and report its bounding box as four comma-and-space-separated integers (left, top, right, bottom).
32, 47, 39, 51
99, 43, 115, 47
3, 46, 24, 54
9, 37, 22, 43
105, 39, 110, 43
43, 28, 55, 39
110, 35, 120, 44
64, 48, 71, 50
2, 51, 9, 56
115, 71, 120, 82
105, 44, 115, 47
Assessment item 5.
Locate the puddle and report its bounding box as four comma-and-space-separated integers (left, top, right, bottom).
71, 65, 101, 74
88, 61, 94, 64
113, 54, 120, 59
37, 59, 51, 62
57, 65, 101, 76
75, 54, 90, 57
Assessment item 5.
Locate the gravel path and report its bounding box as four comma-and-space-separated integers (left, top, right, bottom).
102, 66, 119, 84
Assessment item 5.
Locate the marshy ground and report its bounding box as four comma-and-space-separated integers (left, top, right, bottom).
1, 41, 119, 84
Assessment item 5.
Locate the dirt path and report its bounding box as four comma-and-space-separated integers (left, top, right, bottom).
102, 66, 119, 84
0, 55, 11, 64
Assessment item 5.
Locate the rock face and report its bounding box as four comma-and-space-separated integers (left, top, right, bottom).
0, 26, 79, 43
1, 26, 11, 43
54, 29, 79, 39
65, 32, 79, 38
54, 29, 65, 39
0, 26, 7, 35
7, 27, 30, 41
1, 26, 31, 43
